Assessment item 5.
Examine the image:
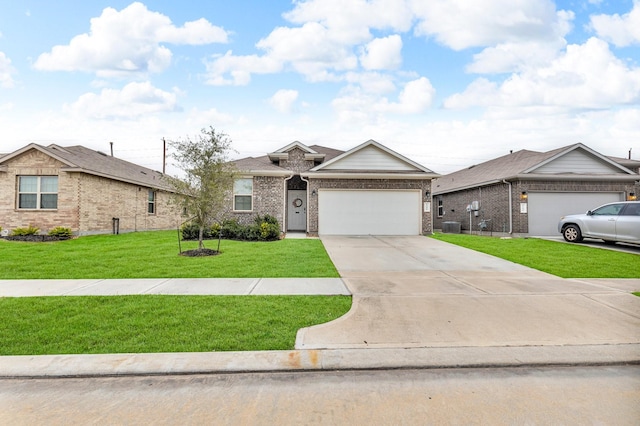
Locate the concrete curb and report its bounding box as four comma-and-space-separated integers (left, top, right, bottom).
2, 344, 638, 379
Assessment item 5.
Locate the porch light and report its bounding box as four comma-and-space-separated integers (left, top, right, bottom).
520, 191, 528, 201
311, 189, 317, 196
425, 190, 431, 198
628, 192, 637, 201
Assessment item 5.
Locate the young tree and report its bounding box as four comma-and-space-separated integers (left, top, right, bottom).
165, 127, 236, 251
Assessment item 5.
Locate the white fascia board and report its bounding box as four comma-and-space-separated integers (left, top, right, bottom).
304, 153, 325, 161
238, 170, 292, 177
513, 173, 640, 181
267, 153, 288, 161
0, 143, 76, 167
302, 172, 439, 180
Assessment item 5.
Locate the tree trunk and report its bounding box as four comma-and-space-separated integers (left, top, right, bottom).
198, 225, 204, 250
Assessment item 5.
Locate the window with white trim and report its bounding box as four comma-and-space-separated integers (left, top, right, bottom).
437, 197, 444, 218
233, 178, 253, 211
148, 190, 156, 214
18, 176, 58, 209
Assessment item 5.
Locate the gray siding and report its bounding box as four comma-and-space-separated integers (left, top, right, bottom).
322, 145, 417, 171
534, 150, 622, 174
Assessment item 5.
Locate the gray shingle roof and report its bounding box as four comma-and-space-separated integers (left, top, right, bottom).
1, 143, 170, 190
433, 143, 635, 194
232, 145, 346, 174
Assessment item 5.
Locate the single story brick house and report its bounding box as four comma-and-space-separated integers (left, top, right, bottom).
0, 143, 181, 236
228, 140, 440, 236
432, 143, 640, 236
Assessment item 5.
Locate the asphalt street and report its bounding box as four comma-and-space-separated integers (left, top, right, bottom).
3, 365, 638, 425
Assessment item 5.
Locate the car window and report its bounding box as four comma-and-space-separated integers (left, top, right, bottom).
591, 204, 624, 216
620, 203, 640, 216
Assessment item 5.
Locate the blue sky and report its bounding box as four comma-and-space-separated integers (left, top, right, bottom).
1, 0, 639, 174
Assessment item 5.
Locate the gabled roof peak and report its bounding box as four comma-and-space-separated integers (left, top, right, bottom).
270, 141, 318, 155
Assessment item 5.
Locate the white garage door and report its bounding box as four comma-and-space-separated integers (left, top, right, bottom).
318, 190, 421, 235
528, 192, 624, 236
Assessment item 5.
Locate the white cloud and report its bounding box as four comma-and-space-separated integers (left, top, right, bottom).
360, 35, 403, 70
205, 0, 414, 85
333, 77, 434, 124
445, 38, 640, 109
589, 0, 640, 47
376, 77, 435, 113
65, 81, 180, 119
0, 52, 16, 88
344, 72, 397, 94
411, 0, 572, 50
467, 40, 565, 74
204, 50, 282, 86
34, 2, 228, 77
268, 89, 299, 113
284, 0, 414, 43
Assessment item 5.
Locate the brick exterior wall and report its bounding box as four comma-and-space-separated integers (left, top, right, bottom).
0, 150, 180, 235
306, 178, 432, 235
225, 176, 286, 228
433, 180, 637, 235
279, 148, 316, 173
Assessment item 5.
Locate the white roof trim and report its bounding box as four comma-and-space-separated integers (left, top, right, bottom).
524, 143, 635, 175
310, 139, 434, 173
0, 143, 76, 167
271, 140, 318, 155
302, 171, 438, 180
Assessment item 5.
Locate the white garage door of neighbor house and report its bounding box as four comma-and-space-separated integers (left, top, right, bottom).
528, 192, 624, 236
318, 190, 421, 235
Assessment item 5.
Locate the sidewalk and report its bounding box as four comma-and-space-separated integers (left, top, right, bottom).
0, 277, 350, 297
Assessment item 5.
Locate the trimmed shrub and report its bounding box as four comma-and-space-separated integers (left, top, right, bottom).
182, 216, 281, 242
48, 227, 72, 239
11, 225, 40, 236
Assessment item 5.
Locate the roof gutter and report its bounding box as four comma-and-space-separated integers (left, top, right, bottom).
301, 172, 439, 180
502, 179, 513, 234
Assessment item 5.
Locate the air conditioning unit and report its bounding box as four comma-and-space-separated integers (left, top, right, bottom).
442, 221, 461, 234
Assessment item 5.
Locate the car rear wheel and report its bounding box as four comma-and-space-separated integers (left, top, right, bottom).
563, 224, 583, 243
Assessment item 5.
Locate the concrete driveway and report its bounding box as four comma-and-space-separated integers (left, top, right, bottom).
296, 236, 640, 349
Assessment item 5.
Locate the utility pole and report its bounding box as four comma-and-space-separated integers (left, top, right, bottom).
162, 138, 166, 174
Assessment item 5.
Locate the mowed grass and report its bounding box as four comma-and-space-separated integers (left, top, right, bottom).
0, 231, 338, 279
0, 231, 347, 355
0, 295, 352, 355
431, 233, 639, 278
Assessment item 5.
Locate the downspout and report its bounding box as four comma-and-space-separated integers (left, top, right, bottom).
300, 174, 311, 234
502, 180, 513, 234
283, 174, 295, 234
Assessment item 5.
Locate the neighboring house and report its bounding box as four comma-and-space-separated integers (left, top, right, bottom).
432, 143, 640, 236
0, 143, 181, 236
229, 140, 439, 236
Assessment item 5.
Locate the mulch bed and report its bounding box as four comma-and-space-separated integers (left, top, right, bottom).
180, 248, 220, 257
3, 235, 71, 242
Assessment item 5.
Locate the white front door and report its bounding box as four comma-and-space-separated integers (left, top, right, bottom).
287, 190, 307, 231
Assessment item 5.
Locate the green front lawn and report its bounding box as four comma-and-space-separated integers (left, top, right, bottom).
0, 295, 352, 355
0, 231, 347, 355
0, 231, 338, 279
431, 233, 639, 278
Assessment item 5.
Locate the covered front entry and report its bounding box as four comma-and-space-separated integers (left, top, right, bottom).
318, 189, 421, 235
527, 192, 624, 236
287, 190, 307, 231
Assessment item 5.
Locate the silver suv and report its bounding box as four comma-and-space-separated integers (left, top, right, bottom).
558, 201, 640, 244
